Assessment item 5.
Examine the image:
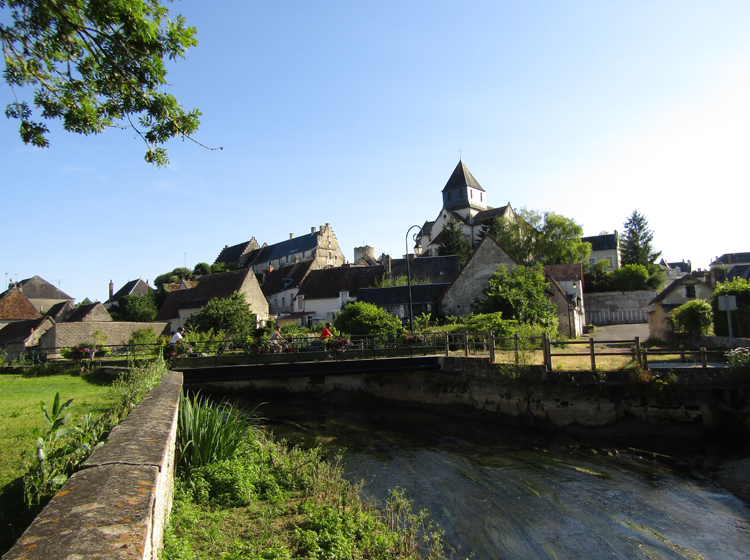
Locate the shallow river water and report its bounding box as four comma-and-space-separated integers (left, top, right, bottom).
230, 395, 750, 559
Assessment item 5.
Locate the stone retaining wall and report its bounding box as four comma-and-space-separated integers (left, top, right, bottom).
3, 372, 183, 560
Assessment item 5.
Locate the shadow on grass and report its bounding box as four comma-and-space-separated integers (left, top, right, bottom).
0, 476, 41, 556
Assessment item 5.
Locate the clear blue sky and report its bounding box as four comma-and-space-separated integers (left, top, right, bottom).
2, 1, 749, 302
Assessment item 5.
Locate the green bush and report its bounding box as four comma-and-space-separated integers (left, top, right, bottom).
670, 299, 713, 336
334, 301, 404, 337
712, 278, 750, 337
184, 292, 257, 339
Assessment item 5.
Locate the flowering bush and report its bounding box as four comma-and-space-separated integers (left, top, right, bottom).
401, 333, 425, 346
159, 339, 193, 361
60, 343, 109, 360
726, 347, 750, 368
243, 337, 272, 355
325, 337, 352, 356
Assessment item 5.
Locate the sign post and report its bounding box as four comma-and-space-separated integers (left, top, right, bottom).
718, 295, 738, 348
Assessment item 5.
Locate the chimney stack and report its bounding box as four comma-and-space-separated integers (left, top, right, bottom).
290, 233, 294, 240
311, 226, 316, 234
109, 280, 114, 299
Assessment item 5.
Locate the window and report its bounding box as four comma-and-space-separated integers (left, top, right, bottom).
447, 192, 452, 201
470, 190, 473, 199
282, 296, 285, 307
685, 285, 696, 298
589, 258, 596, 266
329, 251, 332, 259
480, 193, 483, 202
274, 298, 278, 308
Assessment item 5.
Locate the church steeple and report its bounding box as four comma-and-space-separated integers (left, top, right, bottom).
441, 160, 487, 216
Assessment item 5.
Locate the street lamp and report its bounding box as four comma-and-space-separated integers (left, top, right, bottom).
405, 225, 423, 332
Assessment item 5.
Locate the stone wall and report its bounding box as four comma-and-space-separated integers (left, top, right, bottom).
190, 358, 750, 442
3, 372, 183, 560
39, 321, 169, 349
585, 290, 656, 324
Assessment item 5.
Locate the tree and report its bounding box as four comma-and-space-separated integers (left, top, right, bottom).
479, 209, 591, 266
193, 262, 212, 276
621, 211, 661, 266
1, 0, 203, 166
334, 301, 404, 337
184, 292, 256, 339
154, 267, 193, 288
437, 217, 472, 264
609, 264, 650, 292
118, 291, 157, 322
473, 263, 558, 329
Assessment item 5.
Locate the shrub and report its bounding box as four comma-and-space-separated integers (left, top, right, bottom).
184, 292, 257, 339
726, 347, 750, 368
670, 299, 713, 335
712, 278, 750, 337
334, 301, 404, 337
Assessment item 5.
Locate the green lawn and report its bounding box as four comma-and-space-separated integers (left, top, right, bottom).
0, 368, 115, 554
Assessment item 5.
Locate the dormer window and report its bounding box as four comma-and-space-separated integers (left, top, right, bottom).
447, 192, 452, 201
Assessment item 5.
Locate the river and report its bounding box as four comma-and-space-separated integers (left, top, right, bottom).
227, 394, 750, 559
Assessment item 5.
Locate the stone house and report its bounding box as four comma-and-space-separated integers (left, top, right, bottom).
648, 275, 714, 340
155, 269, 269, 332
296, 266, 385, 324
0, 317, 54, 361
417, 160, 518, 257
104, 278, 152, 310
582, 232, 621, 270
438, 235, 519, 316
2, 276, 74, 314
215, 224, 346, 273
261, 260, 317, 322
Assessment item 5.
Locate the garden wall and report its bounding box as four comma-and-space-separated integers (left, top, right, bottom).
39, 321, 169, 349
585, 290, 656, 324
3, 372, 183, 560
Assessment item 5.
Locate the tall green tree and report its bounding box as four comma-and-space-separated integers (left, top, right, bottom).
437, 217, 472, 264
473, 263, 557, 329
479, 209, 591, 265
621, 211, 661, 266
184, 292, 256, 339
118, 291, 158, 322
1, 0, 203, 166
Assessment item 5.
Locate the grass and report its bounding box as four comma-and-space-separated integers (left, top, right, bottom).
0, 367, 116, 554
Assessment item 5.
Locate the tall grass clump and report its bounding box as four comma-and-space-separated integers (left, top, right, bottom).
177, 391, 261, 470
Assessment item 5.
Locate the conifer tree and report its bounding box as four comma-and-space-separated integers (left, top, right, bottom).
621, 211, 661, 266
437, 217, 472, 264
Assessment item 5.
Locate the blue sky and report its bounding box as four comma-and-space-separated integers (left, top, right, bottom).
2, 1, 749, 302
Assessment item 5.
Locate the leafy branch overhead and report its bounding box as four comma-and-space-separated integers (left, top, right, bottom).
1, 0, 213, 166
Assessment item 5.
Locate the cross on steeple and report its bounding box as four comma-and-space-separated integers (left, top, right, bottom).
458, 146, 464, 160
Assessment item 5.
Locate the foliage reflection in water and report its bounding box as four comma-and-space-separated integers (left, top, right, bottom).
230, 396, 750, 560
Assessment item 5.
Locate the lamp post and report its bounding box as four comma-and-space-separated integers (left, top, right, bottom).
405, 225, 423, 332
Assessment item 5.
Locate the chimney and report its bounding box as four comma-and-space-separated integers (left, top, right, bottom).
385, 255, 392, 276
311, 226, 316, 234
109, 280, 114, 299
319, 225, 324, 233
290, 233, 294, 240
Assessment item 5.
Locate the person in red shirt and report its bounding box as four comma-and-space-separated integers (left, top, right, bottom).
320, 323, 332, 340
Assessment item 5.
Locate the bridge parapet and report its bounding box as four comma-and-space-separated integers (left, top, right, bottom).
3, 372, 183, 560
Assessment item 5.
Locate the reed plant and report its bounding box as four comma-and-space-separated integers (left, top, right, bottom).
176, 391, 261, 470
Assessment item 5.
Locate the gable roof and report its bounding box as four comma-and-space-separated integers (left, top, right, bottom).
298, 266, 385, 299
106, 278, 152, 305
214, 238, 261, 266
45, 301, 74, 322
472, 204, 513, 225
0, 317, 53, 345
242, 234, 322, 269
650, 275, 712, 304
713, 252, 750, 266
389, 256, 461, 285
0, 289, 42, 321
442, 160, 485, 193
5, 276, 73, 301
582, 233, 619, 252
727, 264, 750, 281
66, 303, 112, 322
261, 260, 316, 297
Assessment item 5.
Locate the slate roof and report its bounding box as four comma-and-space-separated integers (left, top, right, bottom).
106, 279, 152, 305
649, 275, 711, 305
156, 269, 257, 320
357, 284, 452, 307
713, 253, 750, 266
582, 233, 618, 252
45, 301, 74, 322
390, 256, 461, 285
472, 205, 513, 225
442, 160, 485, 192
0, 317, 51, 345
243, 235, 321, 269
298, 266, 386, 299
2, 276, 73, 301
667, 261, 692, 274
0, 289, 42, 321
214, 238, 261, 266
261, 260, 316, 297
728, 264, 750, 281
